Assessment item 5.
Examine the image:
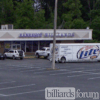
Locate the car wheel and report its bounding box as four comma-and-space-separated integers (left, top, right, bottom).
36, 53, 39, 58
5, 54, 7, 58
13, 55, 16, 60
61, 57, 66, 63
47, 54, 50, 60
3, 57, 5, 60
20, 57, 23, 60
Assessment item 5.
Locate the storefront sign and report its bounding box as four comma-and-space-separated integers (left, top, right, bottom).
19, 32, 75, 38
19, 33, 42, 38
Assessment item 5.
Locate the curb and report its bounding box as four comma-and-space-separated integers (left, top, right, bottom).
24, 56, 47, 59
24, 56, 36, 59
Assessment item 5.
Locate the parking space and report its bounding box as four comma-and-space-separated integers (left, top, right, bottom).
0, 59, 100, 100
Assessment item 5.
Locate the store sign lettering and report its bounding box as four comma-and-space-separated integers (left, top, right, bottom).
44, 33, 74, 37
19, 33, 42, 38
19, 32, 75, 38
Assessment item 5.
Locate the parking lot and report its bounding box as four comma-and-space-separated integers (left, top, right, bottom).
0, 58, 100, 100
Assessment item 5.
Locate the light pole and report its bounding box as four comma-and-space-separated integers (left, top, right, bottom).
52, 0, 58, 69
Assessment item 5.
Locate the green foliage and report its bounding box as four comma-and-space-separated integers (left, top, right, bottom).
62, 0, 83, 29
70, 19, 87, 29
63, 0, 82, 19
0, 0, 14, 24
0, 0, 100, 41
33, 10, 46, 29
90, 16, 100, 40
14, 0, 34, 29
84, 39, 100, 43
45, 12, 54, 29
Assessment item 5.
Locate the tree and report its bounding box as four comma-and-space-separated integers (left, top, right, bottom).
14, 0, 35, 29
91, 16, 100, 40
62, 0, 82, 29
70, 19, 87, 29
0, 0, 15, 24
33, 9, 46, 29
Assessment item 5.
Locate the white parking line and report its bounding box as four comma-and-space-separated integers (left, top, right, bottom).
0, 81, 16, 85
73, 68, 100, 72
50, 71, 82, 75
9, 67, 34, 71
33, 69, 70, 74
67, 73, 91, 77
72, 68, 84, 70
2, 89, 44, 97
67, 72, 100, 77
20, 68, 46, 72
0, 84, 35, 90
88, 77, 100, 80
0, 94, 7, 96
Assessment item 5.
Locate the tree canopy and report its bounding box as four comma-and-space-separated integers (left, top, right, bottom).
0, 0, 100, 41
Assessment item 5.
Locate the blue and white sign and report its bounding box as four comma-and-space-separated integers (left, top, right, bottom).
19, 32, 75, 38
19, 33, 42, 38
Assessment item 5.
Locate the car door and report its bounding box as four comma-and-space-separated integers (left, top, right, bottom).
9, 50, 14, 57
6, 51, 10, 57
46, 48, 50, 56
39, 48, 45, 56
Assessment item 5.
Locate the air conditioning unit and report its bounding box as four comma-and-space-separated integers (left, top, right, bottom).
1, 24, 13, 30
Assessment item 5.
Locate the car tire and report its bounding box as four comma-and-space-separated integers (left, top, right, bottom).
61, 57, 66, 63
13, 55, 16, 60
5, 54, 7, 58
36, 53, 39, 58
20, 57, 23, 60
3, 57, 5, 60
47, 54, 50, 59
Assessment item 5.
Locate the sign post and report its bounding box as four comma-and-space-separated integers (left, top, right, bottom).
52, 0, 58, 69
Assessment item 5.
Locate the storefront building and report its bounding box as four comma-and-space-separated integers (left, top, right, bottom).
0, 29, 92, 55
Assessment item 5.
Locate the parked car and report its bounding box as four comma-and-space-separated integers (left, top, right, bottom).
35, 47, 50, 59
4, 50, 25, 60
0, 53, 5, 60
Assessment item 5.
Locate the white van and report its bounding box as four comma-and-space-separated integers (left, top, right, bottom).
50, 43, 100, 63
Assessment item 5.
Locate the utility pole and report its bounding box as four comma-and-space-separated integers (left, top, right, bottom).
52, 0, 58, 69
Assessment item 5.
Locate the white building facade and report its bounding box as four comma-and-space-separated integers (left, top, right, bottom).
0, 29, 92, 55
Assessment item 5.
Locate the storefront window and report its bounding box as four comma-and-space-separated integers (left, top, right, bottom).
4, 41, 11, 52
12, 41, 20, 44
40, 41, 51, 49
12, 45, 16, 49
33, 41, 38, 52
26, 41, 33, 52
45, 41, 51, 47
40, 41, 45, 49
21, 42, 25, 52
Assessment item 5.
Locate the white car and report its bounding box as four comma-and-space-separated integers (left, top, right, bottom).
35, 47, 50, 59
4, 50, 25, 60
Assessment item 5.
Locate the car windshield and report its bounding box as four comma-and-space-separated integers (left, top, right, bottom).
41, 48, 45, 50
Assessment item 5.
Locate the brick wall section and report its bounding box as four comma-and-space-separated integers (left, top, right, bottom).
0, 42, 4, 53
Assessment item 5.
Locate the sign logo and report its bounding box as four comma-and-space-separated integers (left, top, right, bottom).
45, 87, 75, 100
77, 45, 100, 59
45, 87, 99, 100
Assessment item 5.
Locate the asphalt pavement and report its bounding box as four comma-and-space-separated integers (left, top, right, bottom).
0, 58, 100, 100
